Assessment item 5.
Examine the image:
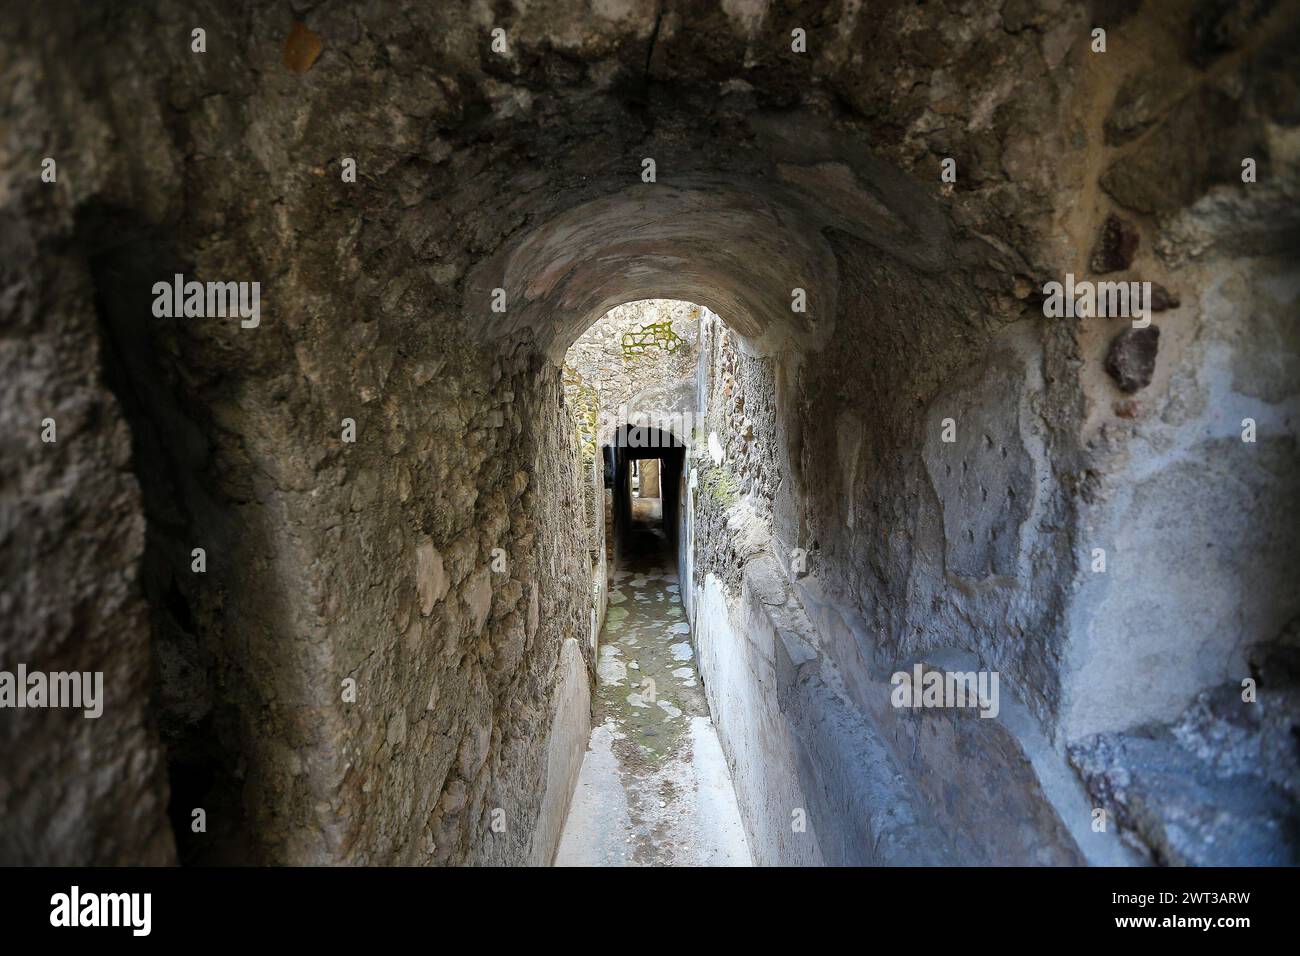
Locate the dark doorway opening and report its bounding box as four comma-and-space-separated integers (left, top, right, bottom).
608, 425, 687, 566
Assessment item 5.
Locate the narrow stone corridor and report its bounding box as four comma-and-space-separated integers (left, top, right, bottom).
555, 524, 750, 866
4, 1, 1299, 879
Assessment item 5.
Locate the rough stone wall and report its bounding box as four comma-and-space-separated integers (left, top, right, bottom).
788, 253, 1078, 733
565, 299, 701, 445
678, 1, 1300, 748
322, 344, 592, 867
0, 199, 176, 866
691, 313, 782, 598
678, 2, 1300, 865
1056, 4, 1300, 736
2, 1, 595, 865
1064, 252, 1300, 740
1047, 8, 1300, 855
686, 261, 1113, 863
561, 364, 603, 554
690, 241, 1076, 729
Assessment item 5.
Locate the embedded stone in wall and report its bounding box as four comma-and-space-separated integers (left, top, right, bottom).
1105, 326, 1160, 394
1149, 283, 1180, 312
416, 537, 449, 615
1089, 214, 1139, 274
527, 584, 540, 639
465, 566, 493, 635
457, 717, 493, 777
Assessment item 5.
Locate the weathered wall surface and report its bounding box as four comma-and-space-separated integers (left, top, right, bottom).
689, 573, 825, 866
562, 298, 697, 633
565, 299, 701, 445
1048, 3, 1300, 860
686, 301, 1129, 865
675, 1, 1300, 864
0, 202, 176, 866
317, 348, 593, 866
1064, 256, 1300, 740
2, 1, 596, 866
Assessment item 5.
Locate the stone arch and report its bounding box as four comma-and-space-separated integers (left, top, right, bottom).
463, 132, 960, 361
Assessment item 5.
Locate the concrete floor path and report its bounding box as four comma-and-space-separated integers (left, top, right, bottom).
555, 527, 751, 866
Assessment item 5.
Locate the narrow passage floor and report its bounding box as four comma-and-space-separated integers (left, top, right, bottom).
555, 525, 751, 866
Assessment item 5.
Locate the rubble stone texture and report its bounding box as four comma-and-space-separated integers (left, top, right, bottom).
565, 299, 701, 446
1, 0, 1297, 866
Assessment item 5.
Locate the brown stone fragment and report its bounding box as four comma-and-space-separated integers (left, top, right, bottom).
1090, 214, 1139, 274
1149, 282, 1180, 312
283, 21, 322, 74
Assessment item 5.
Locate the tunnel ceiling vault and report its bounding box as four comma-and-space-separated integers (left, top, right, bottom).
462, 109, 961, 362
468, 180, 838, 360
